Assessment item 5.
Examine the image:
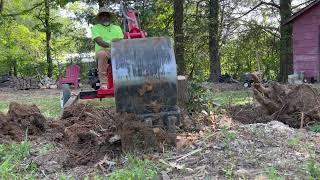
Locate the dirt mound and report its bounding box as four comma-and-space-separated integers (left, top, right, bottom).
121, 121, 176, 152
0, 102, 177, 168
56, 104, 176, 168
201, 82, 244, 92
228, 104, 272, 124
0, 102, 46, 142
253, 78, 320, 128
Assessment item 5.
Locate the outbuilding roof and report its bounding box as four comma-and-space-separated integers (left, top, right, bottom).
285, 0, 320, 24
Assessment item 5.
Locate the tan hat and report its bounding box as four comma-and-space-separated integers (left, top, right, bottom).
97, 7, 115, 18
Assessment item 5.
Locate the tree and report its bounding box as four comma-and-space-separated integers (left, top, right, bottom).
44, 0, 53, 78
0, 0, 3, 13
279, 0, 292, 82
208, 0, 221, 82
174, 0, 185, 75
0, 19, 45, 76
0, 0, 88, 77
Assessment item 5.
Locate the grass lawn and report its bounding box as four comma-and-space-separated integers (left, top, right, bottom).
0, 89, 115, 118
212, 90, 253, 106
0, 88, 253, 118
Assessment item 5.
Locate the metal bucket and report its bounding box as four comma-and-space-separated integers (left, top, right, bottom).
111, 37, 178, 115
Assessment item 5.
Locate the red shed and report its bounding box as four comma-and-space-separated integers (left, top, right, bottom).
287, 0, 320, 80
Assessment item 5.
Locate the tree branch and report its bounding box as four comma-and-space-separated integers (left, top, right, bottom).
2, 1, 45, 17
237, 1, 280, 19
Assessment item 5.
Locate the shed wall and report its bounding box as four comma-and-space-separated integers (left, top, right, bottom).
292, 4, 320, 78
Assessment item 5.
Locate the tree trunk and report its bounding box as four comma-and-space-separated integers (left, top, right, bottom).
208, 0, 221, 82
13, 60, 17, 77
174, 0, 185, 75
279, 0, 292, 82
45, 0, 53, 78
0, 0, 3, 14
98, 0, 109, 8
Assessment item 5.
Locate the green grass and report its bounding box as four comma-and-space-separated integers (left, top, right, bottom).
309, 123, 320, 133
221, 127, 236, 147
108, 155, 157, 180
212, 90, 253, 107
264, 166, 284, 180
189, 88, 253, 112
0, 97, 115, 119
306, 160, 320, 179
79, 98, 115, 108
0, 140, 37, 179
0, 101, 9, 113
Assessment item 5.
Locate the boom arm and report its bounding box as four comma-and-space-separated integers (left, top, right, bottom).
120, 2, 147, 39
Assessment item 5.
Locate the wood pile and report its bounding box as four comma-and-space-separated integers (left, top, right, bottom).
0, 76, 40, 90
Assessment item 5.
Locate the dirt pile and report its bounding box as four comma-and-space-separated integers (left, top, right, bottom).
201, 82, 244, 93
0, 102, 177, 168
53, 104, 176, 168
228, 104, 272, 125
253, 75, 320, 128
0, 102, 46, 142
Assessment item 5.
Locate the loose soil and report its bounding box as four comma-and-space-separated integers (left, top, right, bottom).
0, 102, 46, 142
0, 102, 176, 170
228, 104, 272, 125
1, 90, 320, 179
201, 82, 245, 93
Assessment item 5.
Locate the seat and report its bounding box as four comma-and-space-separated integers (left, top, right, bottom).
58, 64, 80, 88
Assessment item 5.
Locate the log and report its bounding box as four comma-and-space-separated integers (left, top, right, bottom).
177, 75, 188, 108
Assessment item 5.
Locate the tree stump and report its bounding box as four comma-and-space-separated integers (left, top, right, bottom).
252, 73, 320, 128
177, 75, 188, 108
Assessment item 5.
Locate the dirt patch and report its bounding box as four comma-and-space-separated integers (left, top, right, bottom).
0, 102, 46, 142
56, 104, 121, 168
166, 121, 320, 179
121, 122, 176, 152
54, 104, 176, 168
228, 104, 272, 125
0, 102, 177, 170
201, 82, 244, 92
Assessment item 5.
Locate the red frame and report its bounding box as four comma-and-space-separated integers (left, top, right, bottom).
93, 9, 147, 99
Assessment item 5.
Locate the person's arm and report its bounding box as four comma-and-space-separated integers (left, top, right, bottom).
91, 25, 110, 48
94, 37, 110, 48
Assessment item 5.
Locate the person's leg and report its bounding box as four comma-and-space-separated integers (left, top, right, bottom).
96, 50, 111, 89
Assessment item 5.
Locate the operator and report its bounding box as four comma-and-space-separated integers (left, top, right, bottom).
91, 7, 123, 90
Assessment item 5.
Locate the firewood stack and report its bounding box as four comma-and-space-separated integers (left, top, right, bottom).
2, 76, 40, 90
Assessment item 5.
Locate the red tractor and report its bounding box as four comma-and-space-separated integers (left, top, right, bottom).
61, 2, 179, 132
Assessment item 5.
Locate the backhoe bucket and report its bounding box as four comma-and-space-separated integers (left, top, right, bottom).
111, 37, 178, 116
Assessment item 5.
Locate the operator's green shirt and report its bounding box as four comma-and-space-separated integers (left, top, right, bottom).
91, 24, 123, 52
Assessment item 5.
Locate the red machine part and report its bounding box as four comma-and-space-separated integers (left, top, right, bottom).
92, 9, 146, 99
124, 10, 147, 39
95, 63, 114, 98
